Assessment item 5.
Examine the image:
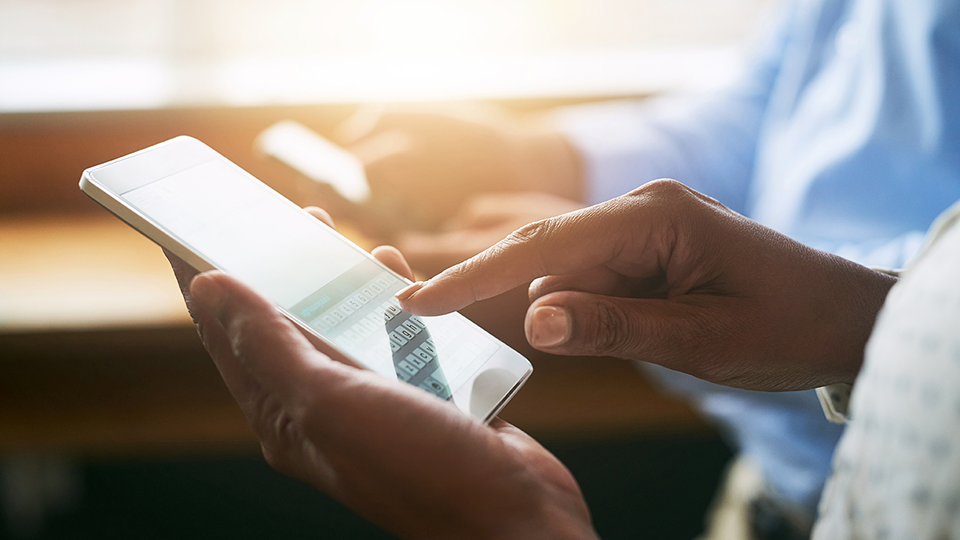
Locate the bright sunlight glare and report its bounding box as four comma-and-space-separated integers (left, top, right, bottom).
0, 0, 774, 111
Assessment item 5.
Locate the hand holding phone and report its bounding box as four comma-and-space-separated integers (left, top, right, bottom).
171, 250, 596, 540
79, 136, 597, 539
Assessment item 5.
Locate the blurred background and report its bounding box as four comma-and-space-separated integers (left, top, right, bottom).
1, 0, 767, 110
1, 0, 774, 538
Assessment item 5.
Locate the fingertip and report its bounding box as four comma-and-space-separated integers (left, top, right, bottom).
395, 281, 424, 302
528, 276, 549, 302
304, 206, 336, 229
190, 271, 228, 318
396, 280, 440, 315
189, 269, 224, 293
372, 245, 415, 281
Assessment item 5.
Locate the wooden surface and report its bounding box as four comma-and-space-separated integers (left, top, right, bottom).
0, 105, 707, 457
0, 214, 189, 332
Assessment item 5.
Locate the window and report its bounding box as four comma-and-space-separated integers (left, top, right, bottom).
0, 0, 777, 111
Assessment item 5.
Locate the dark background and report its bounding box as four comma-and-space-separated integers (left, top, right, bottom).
1, 436, 731, 540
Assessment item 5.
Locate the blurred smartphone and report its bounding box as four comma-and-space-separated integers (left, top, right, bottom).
256, 120, 369, 206
256, 120, 431, 237
79, 136, 532, 422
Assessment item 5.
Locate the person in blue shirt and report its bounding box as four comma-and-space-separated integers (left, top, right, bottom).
315, 0, 960, 535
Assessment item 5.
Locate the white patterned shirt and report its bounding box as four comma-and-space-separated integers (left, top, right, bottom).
813, 200, 960, 539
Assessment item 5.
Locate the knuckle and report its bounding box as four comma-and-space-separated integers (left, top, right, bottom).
444, 260, 474, 286
642, 178, 689, 197
228, 322, 259, 360
624, 178, 694, 208
630, 178, 730, 219
502, 219, 556, 273
227, 315, 282, 363
253, 396, 301, 470
507, 218, 551, 246
251, 392, 283, 434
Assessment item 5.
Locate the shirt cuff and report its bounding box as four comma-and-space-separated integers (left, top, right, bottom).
816, 384, 852, 424
870, 267, 901, 277
816, 267, 899, 424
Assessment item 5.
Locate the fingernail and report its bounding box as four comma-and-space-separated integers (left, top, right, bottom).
395, 281, 424, 301
190, 272, 227, 317
527, 306, 570, 347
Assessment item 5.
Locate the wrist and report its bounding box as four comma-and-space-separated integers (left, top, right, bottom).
814, 258, 899, 387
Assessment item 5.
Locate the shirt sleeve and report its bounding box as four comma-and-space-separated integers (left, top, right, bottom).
551, 1, 798, 211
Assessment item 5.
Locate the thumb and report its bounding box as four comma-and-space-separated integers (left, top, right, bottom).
524, 290, 704, 363
190, 271, 345, 406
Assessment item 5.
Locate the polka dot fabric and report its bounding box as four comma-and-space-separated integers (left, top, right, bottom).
814, 204, 960, 539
